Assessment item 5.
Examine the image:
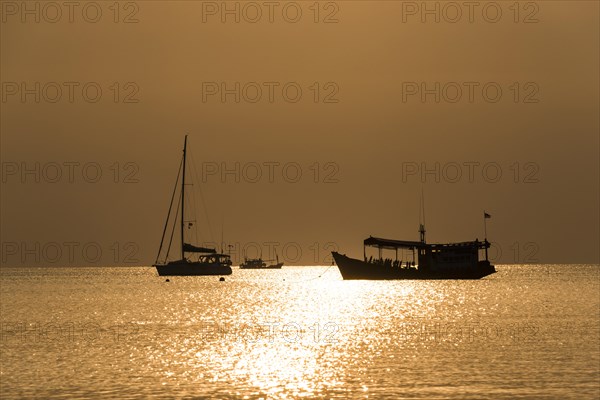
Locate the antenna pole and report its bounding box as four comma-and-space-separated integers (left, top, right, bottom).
483, 210, 489, 262
483, 210, 488, 239
181, 135, 187, 260
419, 188, 426, 243
422, 189, 426, 228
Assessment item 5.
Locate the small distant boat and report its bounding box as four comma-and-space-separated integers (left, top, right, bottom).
239, 258, 266, 269
153, 136, 232, 276
333, 210, 496, 280
267, 260, 284, 269
239, 254, 283, 269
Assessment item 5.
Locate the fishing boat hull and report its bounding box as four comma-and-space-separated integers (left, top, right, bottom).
332, 252, 495, 280
154, 260, 232, 276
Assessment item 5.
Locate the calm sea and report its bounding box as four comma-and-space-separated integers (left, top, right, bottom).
1, 265, 599, 399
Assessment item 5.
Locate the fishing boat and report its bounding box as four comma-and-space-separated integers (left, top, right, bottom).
154, 136, 232, 276
332, 212, 496, 280
239, 254, 284, 269
239, 258, 266, 269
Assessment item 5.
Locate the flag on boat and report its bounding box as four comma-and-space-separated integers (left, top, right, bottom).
484, 212, 491, 219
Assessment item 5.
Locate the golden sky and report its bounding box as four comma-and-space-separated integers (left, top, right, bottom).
1, 1, 598, 265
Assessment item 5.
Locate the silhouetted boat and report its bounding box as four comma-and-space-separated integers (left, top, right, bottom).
239, 258, 266, 269
333, 215, 496, 280
154, 136, 232, 276
239, 254, 283, 269
267, 261, 284, 269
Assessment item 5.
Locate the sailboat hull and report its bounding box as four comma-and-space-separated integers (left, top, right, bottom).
332, 252, 495, 280
154, 260, 232, 276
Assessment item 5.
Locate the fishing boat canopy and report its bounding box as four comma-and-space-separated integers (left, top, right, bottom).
364, 236, 490, 250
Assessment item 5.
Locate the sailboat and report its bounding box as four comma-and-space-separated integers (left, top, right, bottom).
153, 136, 233, 276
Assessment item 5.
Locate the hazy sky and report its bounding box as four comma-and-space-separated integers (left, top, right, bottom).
1, 1, 598, 266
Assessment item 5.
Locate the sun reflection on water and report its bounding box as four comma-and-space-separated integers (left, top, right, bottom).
143, 275, 448, 398
3, 266, 597, 398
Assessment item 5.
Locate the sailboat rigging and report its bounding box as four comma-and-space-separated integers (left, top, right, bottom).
154, 135, 233, 276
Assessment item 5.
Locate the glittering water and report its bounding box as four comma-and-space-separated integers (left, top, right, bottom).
1, 265, 599, 399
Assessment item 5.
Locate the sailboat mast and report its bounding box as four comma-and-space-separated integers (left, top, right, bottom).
181, 135, 188, 260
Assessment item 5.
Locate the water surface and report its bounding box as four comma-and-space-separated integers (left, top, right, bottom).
1, 265, 599, 398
